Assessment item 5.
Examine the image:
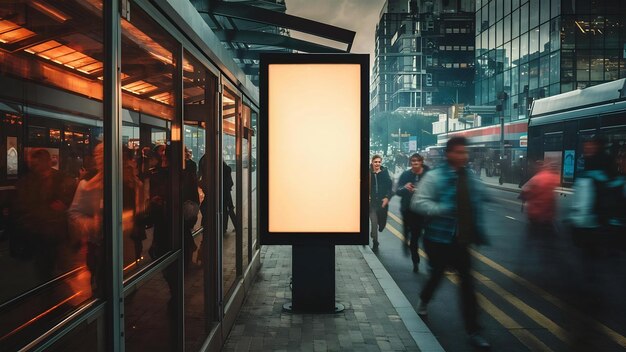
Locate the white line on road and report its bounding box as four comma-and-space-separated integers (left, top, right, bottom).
505, 215, 516, 220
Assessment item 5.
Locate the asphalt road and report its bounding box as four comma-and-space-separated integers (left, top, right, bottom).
374, 186, 626, 352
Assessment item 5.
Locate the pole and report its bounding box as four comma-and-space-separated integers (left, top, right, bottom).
398, 127, 401, 152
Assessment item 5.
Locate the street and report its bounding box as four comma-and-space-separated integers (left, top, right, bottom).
374, 186, 626, 351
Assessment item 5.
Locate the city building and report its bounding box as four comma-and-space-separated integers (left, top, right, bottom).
441, 0, 626, 184
370, 0, 476, 116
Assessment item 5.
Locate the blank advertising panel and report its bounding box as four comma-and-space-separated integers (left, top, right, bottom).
260, 54, 369, 245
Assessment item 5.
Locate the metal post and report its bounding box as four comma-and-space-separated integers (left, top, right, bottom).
398, 127, 401, 152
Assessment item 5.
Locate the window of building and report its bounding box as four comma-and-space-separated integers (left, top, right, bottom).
550, 51, 560, 85
520, 3, 529, 34
520, 32, 529, 63
489, 0, 496, 27
590, 51, 604, 81
512, 8, 520, 39
529, 27, 539, 60
504, 14, 512, 43
539, 55, 550, 87
496, 19, 503, 47
576, 52, 591, 81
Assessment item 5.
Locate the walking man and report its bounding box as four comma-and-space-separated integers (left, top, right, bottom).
369, 155, 392, 250
412, 137, 491, 349
396, 153, 429, 271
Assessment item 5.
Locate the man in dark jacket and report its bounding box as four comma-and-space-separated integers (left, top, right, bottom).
396, 153, 429, 272
369, 155, 392, 250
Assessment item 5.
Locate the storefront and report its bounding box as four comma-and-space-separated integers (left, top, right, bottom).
0, 1, 259, 351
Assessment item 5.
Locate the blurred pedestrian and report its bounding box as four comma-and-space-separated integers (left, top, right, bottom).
412, 137, 491, 349
521, 161, 560, 236
68, 143, 104, 300
569, 137, 626, 250
12, 149, 76, 278
396, 153, 429, 271
369, 154, 392, 251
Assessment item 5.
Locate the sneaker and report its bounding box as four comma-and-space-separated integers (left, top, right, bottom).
417, 299, 428, 316
468, 332, 491, 349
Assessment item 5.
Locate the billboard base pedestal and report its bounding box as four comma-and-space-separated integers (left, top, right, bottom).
285, 245, 344, 313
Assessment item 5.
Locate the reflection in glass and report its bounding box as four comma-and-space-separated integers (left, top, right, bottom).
125, 262, 179, 352
121, 5, 176, 279
222, 89, 238, 298
251, 111, 258, 249
0, 1, 103, 349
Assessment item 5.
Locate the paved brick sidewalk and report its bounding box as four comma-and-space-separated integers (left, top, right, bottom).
222, 245, 425, 352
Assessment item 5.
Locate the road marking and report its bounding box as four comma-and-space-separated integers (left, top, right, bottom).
505, 215, 516, 220
447, 275, 555, 352
492, 197, 524, 206
390, 209, 626, 349
472, 270, 570, 344
470, 249, 626, 349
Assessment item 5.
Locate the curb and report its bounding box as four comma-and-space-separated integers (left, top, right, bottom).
359, 245, 445, 352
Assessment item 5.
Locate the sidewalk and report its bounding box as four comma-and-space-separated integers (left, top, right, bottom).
222, 245, 444, 352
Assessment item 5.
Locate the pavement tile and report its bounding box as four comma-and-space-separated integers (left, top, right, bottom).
221, 245, 426, 351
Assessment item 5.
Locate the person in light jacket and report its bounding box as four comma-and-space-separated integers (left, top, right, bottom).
411, 137, 491, 349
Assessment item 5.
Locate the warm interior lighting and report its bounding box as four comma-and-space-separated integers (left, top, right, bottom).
24, 40, 103, 74
268, 64, 361, 233
122, 80, 158, 95
29, 1, 71, 22
0, 20, 36, 43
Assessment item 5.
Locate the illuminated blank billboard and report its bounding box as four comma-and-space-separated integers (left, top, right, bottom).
259, 54, 369, 245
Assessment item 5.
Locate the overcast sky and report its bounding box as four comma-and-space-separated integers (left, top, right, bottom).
285, 0, 386, 70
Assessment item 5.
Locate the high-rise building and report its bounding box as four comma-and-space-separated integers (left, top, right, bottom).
475, 0, 626, 121
371, 0, 476, 115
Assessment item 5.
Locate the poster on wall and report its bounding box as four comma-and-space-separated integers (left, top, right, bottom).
543, 151, 563, 180
24, 147, 60, 171
563, 150, 575, 182
7, 137, 18, 178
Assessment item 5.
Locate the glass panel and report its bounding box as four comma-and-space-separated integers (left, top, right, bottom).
529, 0, 539, 29
576, 52, 590, 82
0, 1, 103, 350
519, 62, 529, 93
121, 4, 176, 279
251, 110, 258, 249
539, 22, 550, 55
550, 17, 560, 52
511, 36, 520, 67
46, 313, 104, 352
605, 50, 619, 81
496, 19, 503, 47
511, 9, 520, 39
125, 262, 180, 351
590, 51, 604, 81
222, 89, 238, 298
242, 105, 251, 269
489, 0, 496, 27
551, 0, 560, 18
605, 17, 620, 49
540, 0, 550, 24
504, 0, 511, 15
550, 51, 560, 85
520, 32, 528, 63
539, 54, 550, 88
504, 14, 511, 43
529, 27, 539, 60
529, 59, 539, 90
520, 3, 529, 33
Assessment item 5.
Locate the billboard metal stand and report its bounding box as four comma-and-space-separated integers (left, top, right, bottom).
260, 53, 368, 316
283, 245, 344, 313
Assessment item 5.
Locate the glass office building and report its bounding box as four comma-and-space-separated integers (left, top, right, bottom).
475, 0, 626, 121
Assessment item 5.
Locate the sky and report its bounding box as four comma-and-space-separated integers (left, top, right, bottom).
285, 0, 387, 71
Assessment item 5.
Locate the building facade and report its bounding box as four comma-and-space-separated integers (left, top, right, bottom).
371, 0, 476, 115
475, 0, 626, 121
